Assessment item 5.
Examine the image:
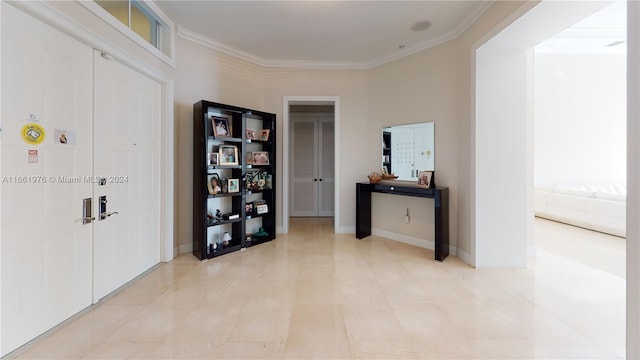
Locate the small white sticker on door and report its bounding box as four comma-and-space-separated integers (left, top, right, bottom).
28, 149, 38, 163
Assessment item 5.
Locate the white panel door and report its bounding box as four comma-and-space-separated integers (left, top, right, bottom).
318, 117, 335, 217
291, 116, 318, 216
1, 4, 93, 355
93, 51, 161, 301
291, 114, 334, 217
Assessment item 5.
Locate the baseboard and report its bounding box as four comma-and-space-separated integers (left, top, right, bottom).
337, 226, 355, 234
277, 226, 284, 234
373, 229, 435, 250
456, 248, 473, 267
175, 242, 192, 256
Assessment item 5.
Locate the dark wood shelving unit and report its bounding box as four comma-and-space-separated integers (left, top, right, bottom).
193, 100, 276, 260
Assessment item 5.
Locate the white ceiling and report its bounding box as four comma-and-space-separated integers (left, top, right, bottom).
154, 1, 492, 68
536, 0, 626, 54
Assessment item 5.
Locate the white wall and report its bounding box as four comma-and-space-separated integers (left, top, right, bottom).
475, 44, 531, 268
535, 53, 626, 186
173, 36, 370, 251
367, 40, 459, 252
627, 2, 640, 357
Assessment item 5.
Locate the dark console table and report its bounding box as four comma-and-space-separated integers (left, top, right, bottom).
356, 182, 449, 261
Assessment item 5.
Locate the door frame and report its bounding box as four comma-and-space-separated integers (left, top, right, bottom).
12, 1, 175, 261
282, 96, 340, 234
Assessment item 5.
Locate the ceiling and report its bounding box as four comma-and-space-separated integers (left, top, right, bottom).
536, 0, 626, 54
154, 1, 492, 69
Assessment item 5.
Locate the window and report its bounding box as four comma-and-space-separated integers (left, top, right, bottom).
85, 0, 174, 65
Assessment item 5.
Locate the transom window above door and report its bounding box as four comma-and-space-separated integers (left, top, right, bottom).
82, 0, 175, 66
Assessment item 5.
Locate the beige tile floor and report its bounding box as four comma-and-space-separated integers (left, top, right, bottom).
12, 217, 624, 359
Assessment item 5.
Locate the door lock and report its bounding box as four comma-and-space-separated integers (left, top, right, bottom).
99, 195, 119, 220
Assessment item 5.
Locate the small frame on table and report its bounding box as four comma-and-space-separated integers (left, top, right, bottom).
252, 151, 270, 165
211, 115, 231, 138
417, 171, 433, 188
219, 145, 239, 166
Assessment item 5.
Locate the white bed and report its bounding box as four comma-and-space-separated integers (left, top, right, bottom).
534, 183, 626, 237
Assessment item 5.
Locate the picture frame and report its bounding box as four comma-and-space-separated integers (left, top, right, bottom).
211, 115, 231, 138
207, 173, 222, 195
252, 151, 270, 165
259, 129, 270, 141
219, 145, 238, 166
227, 178, 240, 193
209, 152, 219, 166
245, 202, 254, 215
417, 171, 433, 188
246, 153, 253, 165
254, 199, 268, 214
245, 129, 256, 140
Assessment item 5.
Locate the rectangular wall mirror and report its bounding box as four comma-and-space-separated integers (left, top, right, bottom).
382, 122, 434, 181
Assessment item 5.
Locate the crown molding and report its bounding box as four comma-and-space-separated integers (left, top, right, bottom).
177, 26, 369, 70
367, 2, 492, 68
178, 2, 493, 71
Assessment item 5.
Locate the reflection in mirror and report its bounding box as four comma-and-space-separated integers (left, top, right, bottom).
382, 122, 434, 181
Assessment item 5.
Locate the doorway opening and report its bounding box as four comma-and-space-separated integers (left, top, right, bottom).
282, 96, 340, 234
473, 0, 616, 267
473, 0, 628, 356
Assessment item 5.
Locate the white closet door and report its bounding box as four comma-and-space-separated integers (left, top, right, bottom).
291, 116, 319, 216
318, 116, 335, 217
291, 114, 335, 217
92, 51, 161, 301
1, 4, 93, 355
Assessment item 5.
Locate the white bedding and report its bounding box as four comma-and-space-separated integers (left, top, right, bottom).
534, 183, 626, 237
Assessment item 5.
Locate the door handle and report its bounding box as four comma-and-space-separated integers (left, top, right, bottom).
82, 198, 95, 224
99, 195, 119, 220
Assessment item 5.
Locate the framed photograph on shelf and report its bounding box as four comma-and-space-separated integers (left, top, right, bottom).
245, 202, 254, 215
227, 178, 240, 193
219, 145, 238, 166
417, 171, 433, 188
254, 199, 268, 215
211, 115, 231, 138
259, 129, 270, 141
209, 152, 219, 166
252, 151, 270, 165
245, 129, 256, 140
207, 173, 222, 195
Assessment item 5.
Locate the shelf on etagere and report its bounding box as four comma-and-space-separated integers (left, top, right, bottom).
208, 136, 242, 143
207, 192, 242, 199
208, 166, 242, 172
207, 217, 242, 227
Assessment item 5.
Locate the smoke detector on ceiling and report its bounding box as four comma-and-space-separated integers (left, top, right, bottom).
411, 20, 431, 32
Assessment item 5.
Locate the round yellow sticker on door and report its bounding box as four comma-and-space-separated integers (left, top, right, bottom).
21, 123, 46, 145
